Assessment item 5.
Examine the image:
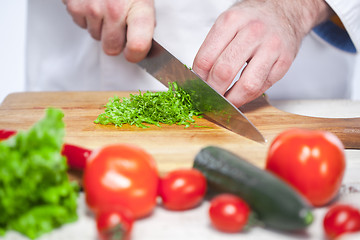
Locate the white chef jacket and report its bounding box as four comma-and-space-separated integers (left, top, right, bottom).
26, 0, 360, 100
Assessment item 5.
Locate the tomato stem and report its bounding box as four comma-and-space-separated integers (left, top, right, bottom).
304, 210, 314, 226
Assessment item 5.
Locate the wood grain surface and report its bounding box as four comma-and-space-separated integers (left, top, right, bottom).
1, 91, 359, 177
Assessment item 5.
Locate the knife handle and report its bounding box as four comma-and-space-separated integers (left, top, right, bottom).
242, 96, 360, 149
317, 118, 360, 149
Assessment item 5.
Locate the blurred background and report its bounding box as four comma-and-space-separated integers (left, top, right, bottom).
1, 1, 359, 104
1, 1, 27, 103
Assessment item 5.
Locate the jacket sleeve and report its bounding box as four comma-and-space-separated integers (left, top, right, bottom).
313, 0, 360, 53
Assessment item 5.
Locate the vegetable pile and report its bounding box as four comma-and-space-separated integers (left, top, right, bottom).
94, 82, 203, 128
0, 109, 78, 239
2, 110, 356, 239
79, 128, 352, 239
193, 145, 314, 232
82, 143, 208, 239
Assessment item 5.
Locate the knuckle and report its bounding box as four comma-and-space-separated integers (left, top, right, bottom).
268, 57, 293, 84
87, 4, 102, 19
66, 2, 81, 15
193, 56, 213, 74
267, 35, 282, 51
276, 56, 293, 72
218, 9, 241, 26
66, 1, 103, 20
212, 62, 234, 82
248, 20, 266, 38
263, 77, 274, 90
106, 4, 124, 22
242, 80, 259, 96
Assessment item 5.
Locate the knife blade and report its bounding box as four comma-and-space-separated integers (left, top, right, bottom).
137, 39, 266, 143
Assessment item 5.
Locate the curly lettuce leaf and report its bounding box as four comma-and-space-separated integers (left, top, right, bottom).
0, 108, 78, 239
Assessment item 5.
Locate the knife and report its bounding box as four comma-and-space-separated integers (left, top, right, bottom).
137, 39, 266, 143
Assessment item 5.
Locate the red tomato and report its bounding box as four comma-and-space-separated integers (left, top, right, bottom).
209, 194, 250, 233
323, 204, 360, 239
266, 128, 345, 206
159, 168, 207, 210
96, 208, 134, 240
61, 143, 92, 169
84, 144, 159, 219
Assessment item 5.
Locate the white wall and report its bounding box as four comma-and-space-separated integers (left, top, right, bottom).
0, 1, 27, 103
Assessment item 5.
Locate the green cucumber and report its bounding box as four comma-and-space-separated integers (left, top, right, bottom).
193, 146, 313, 231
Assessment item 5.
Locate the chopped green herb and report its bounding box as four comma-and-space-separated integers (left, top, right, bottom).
184, 64, 192, 70
0, 108, 79, 239
95, 82, 203, 128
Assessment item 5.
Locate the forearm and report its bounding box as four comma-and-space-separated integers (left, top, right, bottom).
239, 0, 333, 39
272, 0, 333, 37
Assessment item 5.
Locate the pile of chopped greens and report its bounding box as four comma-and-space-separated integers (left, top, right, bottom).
0, 108, 79, 239
95, 82, 203, 128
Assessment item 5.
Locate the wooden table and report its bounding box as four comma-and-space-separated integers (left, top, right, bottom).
1, 92, 359, 173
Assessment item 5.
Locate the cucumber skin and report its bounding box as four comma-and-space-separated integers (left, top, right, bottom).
193, 146, 313, 232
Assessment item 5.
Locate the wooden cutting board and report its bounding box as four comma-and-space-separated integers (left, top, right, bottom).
1, 91, 359, 176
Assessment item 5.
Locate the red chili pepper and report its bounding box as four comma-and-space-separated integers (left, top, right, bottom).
62, 143, 92, 170
0, 129, 17, 141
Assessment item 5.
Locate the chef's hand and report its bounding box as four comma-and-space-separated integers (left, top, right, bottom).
193, 0, 332, 107
63, 0, 155, 62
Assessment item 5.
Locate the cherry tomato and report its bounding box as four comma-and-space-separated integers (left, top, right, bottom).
0, 129, 16, 141
209, 194, 250, 233
61, 143, 92, 169
96, 208, 134, 240
84, 143, 159, 219
323, 204, 360, 239
159, 168, 207, 210
266, 128, 345, 206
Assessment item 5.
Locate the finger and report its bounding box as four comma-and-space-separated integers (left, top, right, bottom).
205, 26, 262, 95
124, 0, 155, 62
193, 9, 247, 81
86, 17, 103, 41
206, 19, 268, 95
101, 4, 127, 56
65, 1, 88, 28
72, 15, 87, 29
85, 5, 104, 41
225, 42, 280, 107
81, 0, 104, 40
266, 55, 294, 86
